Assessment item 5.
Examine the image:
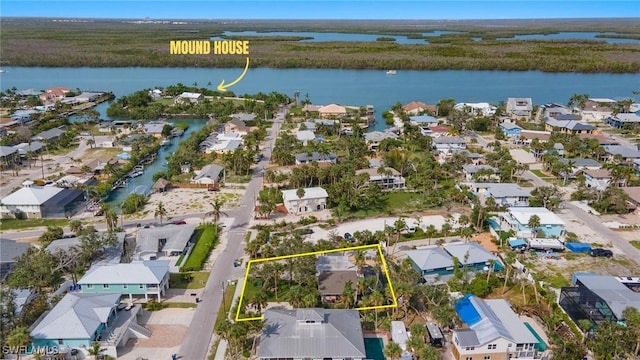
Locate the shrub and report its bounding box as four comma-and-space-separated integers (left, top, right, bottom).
181, 225, 218, 272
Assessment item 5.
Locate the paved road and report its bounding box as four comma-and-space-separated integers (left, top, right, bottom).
178, 109, 285, 360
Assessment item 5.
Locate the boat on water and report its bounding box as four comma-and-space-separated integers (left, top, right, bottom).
0, 70, 6, 74
386, 70, 397, 75
129, 171, 144, 178
161, 138, 171, 146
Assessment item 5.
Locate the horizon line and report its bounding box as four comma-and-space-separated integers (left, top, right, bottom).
3, 16, 640, 21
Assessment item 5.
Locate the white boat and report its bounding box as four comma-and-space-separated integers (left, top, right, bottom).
161, 138, 171, 146
386, 70, 397, 75
129, 171, 144, 178
0, 70, 6, 74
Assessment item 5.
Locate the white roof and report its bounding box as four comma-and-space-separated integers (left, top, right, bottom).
1, 186, 64, 206
589, 98, 616, 103
391, 321, 409, 351
296, 130, 316, 141
508, 207, 565, 226
78, 261, 168, 285
443, 242, 499, 265
318, 104, 347, 114
178, 92, 202, 99
282, 187, 328, 203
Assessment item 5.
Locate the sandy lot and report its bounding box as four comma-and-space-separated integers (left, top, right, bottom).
132, 188, 243, 220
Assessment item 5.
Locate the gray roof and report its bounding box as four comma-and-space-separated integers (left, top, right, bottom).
316, 255, 357, 272
13, 141, 45, 155
16, 88, 43, 96
1, 186, 64, 206
193, 164, 224, 181
463, 164, 496, 175
575, 274, 640, 319
46, 233, 125, 265
30, 293, 120, 340
231, 113, 256, 122
406, 247, 454, 271
364, 131, 398, 143
258, 308, 366, 359
471, 183, 531, 199
506, 98, 533, 112
559, 158, 601, 168
0, 238, 29, 263
443, 242, 499, 266
608, 113, 640, 123
467, 296, 538, 345
78, 260, 168, 285
32, 127, 65, 141
295, 152, 337, 162
553, 143, 564, 150
546, 119, 594, 131
0, 146, 18, 157
455, 329, 481, 346
605, 145, 640, 159
143, 122, 168, 134
136, 224, 195, 256
434, 136, 466, 144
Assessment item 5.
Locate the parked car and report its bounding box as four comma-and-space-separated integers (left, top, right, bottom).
344, 232, 353, 241
590, 248, 613, 258
301, 228, 314, 235
208, 186, 220, 192
173, 220, 187, 225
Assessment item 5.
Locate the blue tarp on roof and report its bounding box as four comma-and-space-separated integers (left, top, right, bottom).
509, 238, 527, 248
455, 294, 481, 326
566, 242, 592, 253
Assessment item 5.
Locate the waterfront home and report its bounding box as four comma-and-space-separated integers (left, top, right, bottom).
542, 103, 572, 118
355, 167, 406, 190
402, 101, 436, 115
296, 130, 316, 145
16, 88, 43, 98
433, 136, 466, 154
83, 158, 119, 174
318, 104, 347, 119
78, 260, 170, 301
363, 131, 398, 150
606, 113, 640, 129
40, 87, 71, 103
32, 127, 66, 143
142, 122, 169, 138
453, 102, 497, 117
558, 158, 602, 177
603, 145, 640, 163
257, 308, 366, 360
230, 113, 257, 122
410, 115, 439, 127
46, 233, 126, 266
500, 122, 523, 138
0, 238, 29, 282
281, 186, 328, 214
1, 183, 85, 219
560, 274, 640, 326
501, 207, 566, 238
134, 224, 195, 261
452, 295, 540, 360
545, 117, 595, 135
462, 164, 499, 182
294, 152, 337, 165
191, 163, 225, 185
67, 91, 105, 103
578, 98, 616, 122
506, 97, 533, 118
224, 118, 251, 135
316, 255, 358, 304
175, 92, 203, 104
11, 109, 38, 124
582, 169, 615, 190
152, 178, 171, 193
467, 182, 531, 207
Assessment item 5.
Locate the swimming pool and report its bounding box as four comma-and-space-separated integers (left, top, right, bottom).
364, 337, 386, 360
524, 322, 548, 351
487, 218, 500, 230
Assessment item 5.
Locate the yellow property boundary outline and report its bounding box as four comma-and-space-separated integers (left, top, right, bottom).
235, 243, 398, 322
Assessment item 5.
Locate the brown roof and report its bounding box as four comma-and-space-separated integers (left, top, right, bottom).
579, 133, 619, 145
519, 131, 551, 141
402, 101, 436, 113
152, 178, 171, 190
430, 125, 450, 133
317, 271, 358, 296
583, 169, 612, 178
622, 187, 640, 206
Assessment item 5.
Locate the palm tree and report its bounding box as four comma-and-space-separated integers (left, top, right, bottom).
100, 203, 117, 232
207, 196, 228, 229
527, 214, 541, 238
384, 342, 403, 360
86, 138, 96, 149
69, 220, 84, 234
87, 342, 103, 360
154, 201, 168, 226
391, 217, 407, 255
295, 187, 306, 213
7, 326, 30, 360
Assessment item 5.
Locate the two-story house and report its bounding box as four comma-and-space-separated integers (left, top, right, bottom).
281, 187, 328, 214
506, 97, 533, 119
501, 207, 566, 238
294, 152, 337, 165
468, 183, 531, 207
434, 137, 467, 154
462, 165, 499, 183
582, 168, 614, 191
78, 260, 170, 301
606, 113, 640, 129
363, 131, 398, 150
578, 98, 616, 122
499, 122, 523, 138
355, 167, 406, 190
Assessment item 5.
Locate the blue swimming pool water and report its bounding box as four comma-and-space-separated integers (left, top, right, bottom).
487, 219, 500, 230
524, 322, 548, 351
364, 337, 386, 360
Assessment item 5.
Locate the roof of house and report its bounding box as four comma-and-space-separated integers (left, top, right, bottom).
605, 145, 640, 159
178, 92, 202, 99
471, 183, 531, 198
550, 114, 582, 121
295, 152, 337, 162
226, 118, 250, 131
1, 186, 64, 206
402, 101, 435, 113
410, 115, 438, 123
553, 143, 564, 150
500, 122, 522, 130
507, 207, 565, 226
406, 247, 454, 271
363, 131, 398, 143
355, 167, 401, 178
443, 242, 499, 266
136, 224, 195, 255
32, 127, 65, 141
558, 158, 601, 168
621, 187, 640, 205
318, 104, 347, 114
574, 274, 640, 319
45, 233, 125, 265
0, 238, 29, 263
258, 308, 366, 359
282, 187, 329, 203
143, 122, 168, 134
318, 270, 358, 296
609, 113, 640, 123
462, 164, 496, 175
230, 113, 256, 122
193, 164, 224, 181
0, 146, 18, 157
579, 133, 619, 146
17, 88, 43, 96
455, 329, 481, 346
583, 169, 612, 179
78, 260, 169, 285
30, 293, 120, 340
152, 178, 171, 190
434, 136, 466, 144
429, 125, 451, 133
506, 98, 533, 111
13, 141, 45, 154
519, 130, 551, 141
316, 255, 357, 272
455, 295, 538, 346
296, 130, 316, 142
546, 118, 594, 131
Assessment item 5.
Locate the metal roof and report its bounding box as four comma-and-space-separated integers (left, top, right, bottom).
296, 130, 316, 141
471, 183, 531, 199
507, 207, 565, 226
1, 186, 64, 206
406, 247, 454, 271
136, 225, 195, 256
78, 261, 168, 285
193, 164, 224, 181
282, 187, 329, 203
575, 274, 640, 319
443, 242, 500, 266
0, 238, 29, 263
258, 308, 366, 359
558, 158, 601, 168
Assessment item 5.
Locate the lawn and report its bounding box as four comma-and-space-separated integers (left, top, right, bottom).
216, 282, 237, 327
0, 218, 68, 230
180, 225, 219, 272
169, 272, 211, 289
630, 240, 640, 250
530, 169, 553, 178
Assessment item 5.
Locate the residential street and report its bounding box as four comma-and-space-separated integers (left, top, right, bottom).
177, 109, 284, 360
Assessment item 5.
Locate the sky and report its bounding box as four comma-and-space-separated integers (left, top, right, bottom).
2, 1, 639, 20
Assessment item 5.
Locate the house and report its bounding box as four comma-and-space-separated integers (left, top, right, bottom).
11, 109, 38, 124
84, 158, 119, 174
460, 151, 485, 165
0, 146, 20, 168
16, 88, 43, 97
548, 143, 564, 157
545, 118, 594, 134
200, 132, 244, 154
152, 178, 171, 193
78, 261, 170, 301
46, 233, 126, 266
1, 184, 85, 219
410, 115, 439, 127
257, 308, 367, 360
281, 187, 328, 214
453, 102, 497, 117
542, 103, 572, 119
501, 207, 566, 238
622, 187, 640, 214
296, 130, 316, 145
500, 122, 523, 137
579, 133, 620, 146
606, 113, 640, 129
582, 169, 614, 191
452, 295, 540, 360
224, 118, 251, 135
604, 145, 640, 163
355, 167, 406, 190
13, 288, 36, 316
230, 113, 256, 122
142, 122, 168, 138
468, 183, 531, 207
0, 238, 29, 282
175, 92, 203, 104
433, 137, 466, 154
363, 131, 398, 150
391, 321, 414, 360
318, 104, 347, 118
40, 87, 71, 102
427, 125, 451, 137
558, 158, 601, 177
294, 152, 337, 165
32, 127, 66, 143
406, 243, 501, 284
462, 165, 499, 182
514, 130, 551, 145
506, 97, 533, 118
402, 101, 436, 115
559, 274, 640, 325
135, 224, 196, 260
191, 164, 225, 185
316, 255, 358, 304
579, 98, 616, 122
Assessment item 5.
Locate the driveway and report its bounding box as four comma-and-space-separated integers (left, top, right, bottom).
509, 149, 538, 164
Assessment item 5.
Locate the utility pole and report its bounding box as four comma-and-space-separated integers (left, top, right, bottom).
220, 281, 227, 312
